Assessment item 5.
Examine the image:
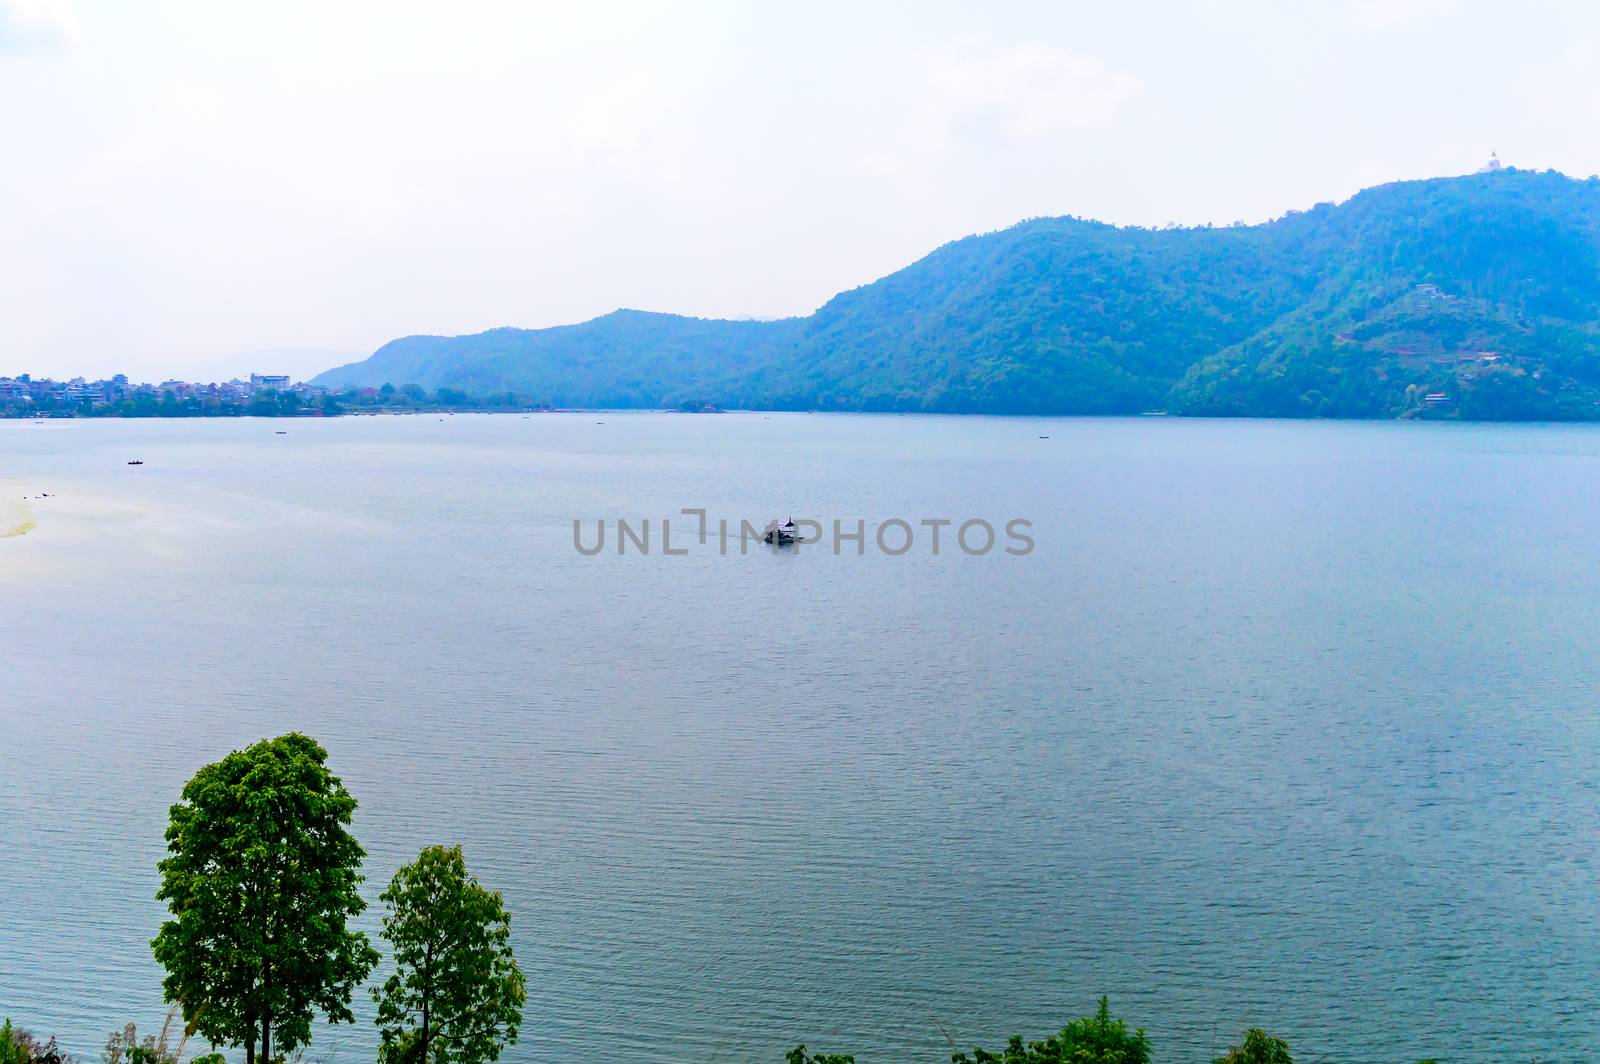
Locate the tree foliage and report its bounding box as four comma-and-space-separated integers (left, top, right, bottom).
0, 1022, 72, 1064
785, 1046, 855, 1064
0, 1023, 24, 1064
151, 733, 378, 1064
1212, 1028, 1293, 1064
373, 846, 527, 1064
951, 998, 1150, 1064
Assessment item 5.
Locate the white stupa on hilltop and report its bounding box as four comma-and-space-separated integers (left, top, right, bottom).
1477, 151, 1504, 173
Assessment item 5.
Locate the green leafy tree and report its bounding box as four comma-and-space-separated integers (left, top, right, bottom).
1213, 1029, 1293, 1064
152, 733, 378, 1064
374, 846, 527, 1064
786, 1047, 854, 1064
952, 997, 1149, 1064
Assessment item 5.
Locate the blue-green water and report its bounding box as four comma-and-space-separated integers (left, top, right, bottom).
3, 413, 1599, 1063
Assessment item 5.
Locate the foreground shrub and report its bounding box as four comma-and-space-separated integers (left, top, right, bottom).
787, 1047, 855, 1064
0, 1022, 25, 1064
0, 1022, 73, 1064
951, 997, 1150, 1064
102, 1009, 227, 1064
1213, 1029, 1293, 1064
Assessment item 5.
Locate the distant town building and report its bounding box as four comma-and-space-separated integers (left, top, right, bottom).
61, 377, 103, 402
2, 371, 326, 418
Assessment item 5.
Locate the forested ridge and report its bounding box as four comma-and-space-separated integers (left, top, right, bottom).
315, 169, 1600, 420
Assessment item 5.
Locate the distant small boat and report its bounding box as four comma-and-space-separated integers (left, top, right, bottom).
127, 460, 144, 466
764, 518, 799, 545
275, 431, 287, 435
1039, 435, 1050, 439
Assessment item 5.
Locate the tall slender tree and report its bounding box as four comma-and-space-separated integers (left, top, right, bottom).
152, 733, 378, 1064
374, 846, 526, 1064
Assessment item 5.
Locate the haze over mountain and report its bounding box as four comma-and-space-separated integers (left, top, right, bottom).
316, 167, 1600, 419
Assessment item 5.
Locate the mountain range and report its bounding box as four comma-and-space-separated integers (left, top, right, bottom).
314, 168, 1600, 420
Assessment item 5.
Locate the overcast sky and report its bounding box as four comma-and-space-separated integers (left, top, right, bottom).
4, 0, 1600, 381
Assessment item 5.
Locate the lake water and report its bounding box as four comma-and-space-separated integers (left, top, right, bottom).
3, 413, 1599, 1063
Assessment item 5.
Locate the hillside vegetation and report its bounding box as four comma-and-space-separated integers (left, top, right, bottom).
315, 169, 1600, 419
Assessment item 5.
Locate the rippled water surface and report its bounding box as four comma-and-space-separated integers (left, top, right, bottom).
4, 413, 1600, 1063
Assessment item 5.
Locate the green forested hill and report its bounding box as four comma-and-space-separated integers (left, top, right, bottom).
315, 169, 1600, 419
1172, 169, 1600, 418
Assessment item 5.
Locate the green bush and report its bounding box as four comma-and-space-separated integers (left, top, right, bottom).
1213, 1028, 1293, 1064
1, 1022, 26, 1064
0, 1022, 72, 1064
951, 997, 1150, 1064
786, 1047, 855, 1064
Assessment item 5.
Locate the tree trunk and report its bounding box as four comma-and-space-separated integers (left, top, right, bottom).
262, 959, 272, 1064
421, 986, 430, 1063
244, 977, 258, 1064
420, 941, 432, 1064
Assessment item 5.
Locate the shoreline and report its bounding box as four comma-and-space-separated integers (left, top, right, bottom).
8, 407, 1600, 425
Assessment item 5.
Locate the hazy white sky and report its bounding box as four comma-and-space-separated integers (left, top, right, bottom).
4, 0, 1600, 381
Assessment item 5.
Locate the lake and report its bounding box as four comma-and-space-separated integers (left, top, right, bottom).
3, 413, 1599, 1063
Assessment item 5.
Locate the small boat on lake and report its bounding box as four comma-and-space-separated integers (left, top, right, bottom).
764, 518, 799, 545
127, 460, 144, 466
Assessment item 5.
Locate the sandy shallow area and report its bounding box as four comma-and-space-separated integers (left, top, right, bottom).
1, 494, 36, 538
0, 475, 211, 589
0, 467, 380, 595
